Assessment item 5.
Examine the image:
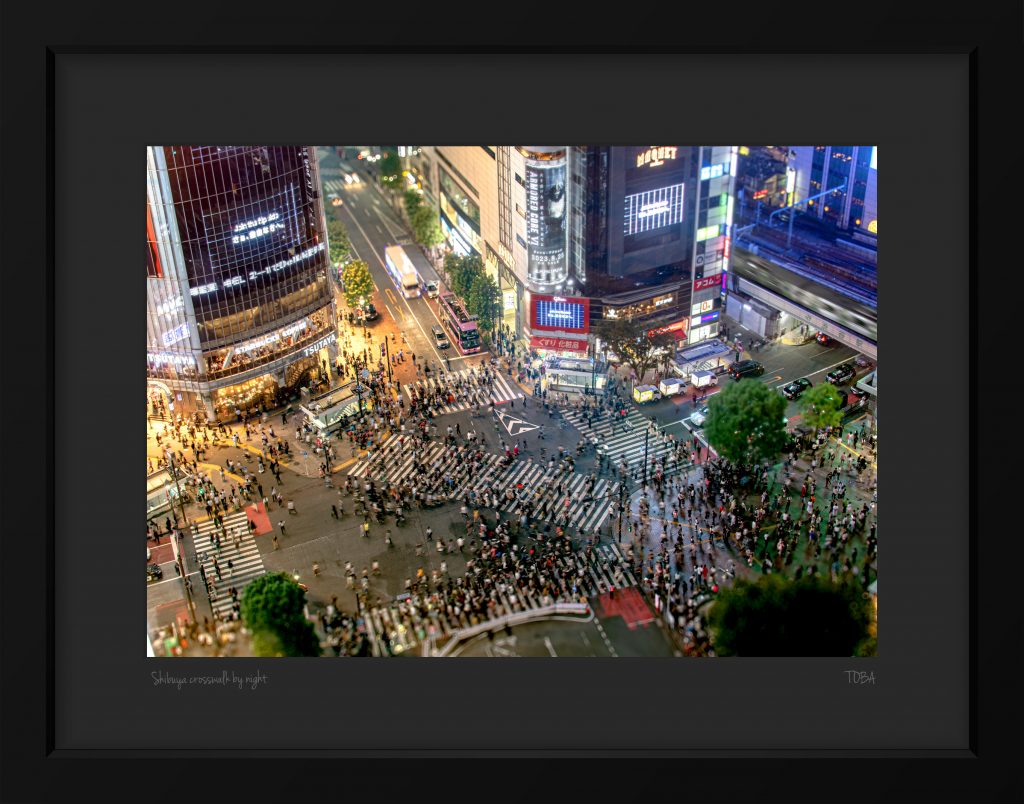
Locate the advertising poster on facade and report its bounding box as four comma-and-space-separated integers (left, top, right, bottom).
529, 294, 590, 334
524, 154, 567, 277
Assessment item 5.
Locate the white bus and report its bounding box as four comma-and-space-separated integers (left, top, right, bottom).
384, 245, 420, 299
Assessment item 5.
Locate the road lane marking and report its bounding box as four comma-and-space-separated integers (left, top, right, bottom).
543, 636, 558, 657
385, 288, 397, 305
375, 224, 384, 234
774, 356, 860, 389
339, 202, 445, 362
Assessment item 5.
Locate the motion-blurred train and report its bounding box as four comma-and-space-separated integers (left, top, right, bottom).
731, 250, 877, 345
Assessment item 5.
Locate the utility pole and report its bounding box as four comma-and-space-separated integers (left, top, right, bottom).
384, 336, 392, 382
642, 428, 650, 487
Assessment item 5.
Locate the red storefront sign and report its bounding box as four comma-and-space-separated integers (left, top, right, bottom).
647, 319, 689, 339
693, 275, 720, 291
530, 336, 589, 353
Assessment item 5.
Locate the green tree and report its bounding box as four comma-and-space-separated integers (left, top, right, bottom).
240, 572, 321, 657
325, 218, 352, 268
466, 271, 501, 334
798, 383, 843, 433
593, 317, 673, 385
379, 151, 402, 185
403, 189, 422, 216
702, 378, 789, 464
341, 259, 376, 308
444, 253, 484, 299
707, 574, 874, 656
410, 205, 444, 250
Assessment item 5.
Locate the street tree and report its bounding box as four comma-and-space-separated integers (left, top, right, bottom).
593, 317, 674, 385
444, 253, 485, 299
341, 259, 375, 308
707, 574, 874, 656
702, 378, 789, 464
240, 572, 321, 657
466, 271, 501, 335
410, 205, 444, 251
403, 189, 422, 217
379, 151, 402, 185
798, 383, 844, 433
326, 218, 352, 268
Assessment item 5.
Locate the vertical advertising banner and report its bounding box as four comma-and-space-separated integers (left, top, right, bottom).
523, 151, 567, 279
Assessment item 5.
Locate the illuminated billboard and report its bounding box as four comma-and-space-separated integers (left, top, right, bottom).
520, 148, 567, 283
530, 294, 590, 334
623, 183, 684, 236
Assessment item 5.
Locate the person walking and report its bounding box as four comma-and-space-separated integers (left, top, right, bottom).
278, 520, 286, 535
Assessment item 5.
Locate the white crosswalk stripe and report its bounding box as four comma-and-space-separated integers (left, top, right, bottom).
348, 435, 618, 533
191, 510, 267, 621
402, 367, 523, 414
562, 408, 692, 478
323, 179, 349, 194
360, 542, 640, 656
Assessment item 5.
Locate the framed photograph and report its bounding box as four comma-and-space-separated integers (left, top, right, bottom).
1, 0, 1016, 795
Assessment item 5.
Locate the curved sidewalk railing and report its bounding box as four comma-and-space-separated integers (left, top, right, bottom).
427, 601, 591, 657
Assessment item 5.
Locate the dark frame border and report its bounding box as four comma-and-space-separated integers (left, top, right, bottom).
1, 1, 1018, 796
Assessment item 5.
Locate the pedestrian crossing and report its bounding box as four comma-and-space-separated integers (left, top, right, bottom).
360, 542, 641, 657
403, 367, 523, 413
191, 510, 267, 621
348, 432, 619, 533
561, 408, 692, 478
323, 178, 350, 194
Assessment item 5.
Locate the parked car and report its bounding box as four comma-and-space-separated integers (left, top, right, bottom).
147, 564, 163, 582
782, 377, 813, 399
826, 362, 856, 385
360, 303, 379, 322
729, 359, 765, 379
425, 280, 440, 299
690, 405, 711, 427
854, 354, 874, 369
431, 324, 450, 350
815, 332, 832, 345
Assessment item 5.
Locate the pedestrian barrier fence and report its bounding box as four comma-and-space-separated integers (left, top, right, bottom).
430, 602, 591, 657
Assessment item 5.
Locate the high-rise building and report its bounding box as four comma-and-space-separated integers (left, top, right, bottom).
423, 145, 739, 358
788, 146, 877, 237
577, 145, 739, 346
146, 146, 338, 421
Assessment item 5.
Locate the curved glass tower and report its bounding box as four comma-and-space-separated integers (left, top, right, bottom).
146, 146, 337, 421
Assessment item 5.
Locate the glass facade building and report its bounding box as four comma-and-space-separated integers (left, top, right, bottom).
147, 146, 337, 421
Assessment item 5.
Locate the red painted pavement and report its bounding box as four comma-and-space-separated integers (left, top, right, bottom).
246, 502, 273, 535
595, 587, 655, 630
148, 543, 174, 564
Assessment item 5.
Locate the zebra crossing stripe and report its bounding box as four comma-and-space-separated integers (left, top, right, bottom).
192, 511, 267, 619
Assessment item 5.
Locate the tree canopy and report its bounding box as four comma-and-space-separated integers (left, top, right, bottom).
410, 205, 444, 250
593, 317, 674, 385
702, 378, 789, 464
341, 259, 375, 308
325, 217, 352, 268
240, 572, 321, 657
466, 271, 501, 334
379, 151, 402, 184
707, 573, 874, 656
798, 383, 844, 432
403, 190, 422, 215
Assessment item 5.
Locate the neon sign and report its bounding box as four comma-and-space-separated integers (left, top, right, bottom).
636, 146, 678, 168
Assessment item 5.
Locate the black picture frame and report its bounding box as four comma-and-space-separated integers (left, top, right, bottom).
1, 0, 1019, 797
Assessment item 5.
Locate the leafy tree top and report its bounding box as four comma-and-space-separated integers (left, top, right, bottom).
702, 378, 789, 464
798, 383, 844, 432
341, 259, 375, 307
707, 573, 874, 656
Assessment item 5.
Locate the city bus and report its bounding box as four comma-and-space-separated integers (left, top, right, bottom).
383, 245, 421, 299
438, 292, 481, 354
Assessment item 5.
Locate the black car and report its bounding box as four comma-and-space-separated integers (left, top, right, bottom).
729, 359, 765, 379
826, 362, 856, 385
147, 564, 163, 581
815, 332, 832, 345
360, 303, 379, 322
781, 377, 812, 399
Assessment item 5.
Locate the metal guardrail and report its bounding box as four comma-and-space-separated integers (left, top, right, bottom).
430, 602, 591, 657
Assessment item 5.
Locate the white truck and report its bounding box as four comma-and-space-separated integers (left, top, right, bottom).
690, 370, 718, 389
